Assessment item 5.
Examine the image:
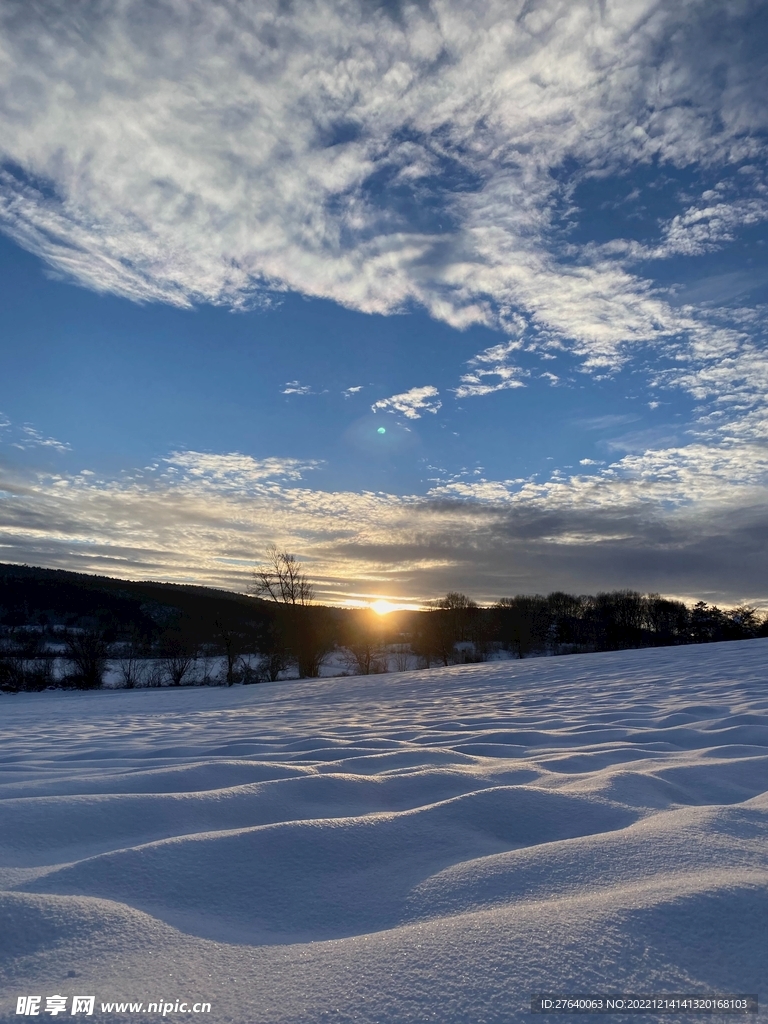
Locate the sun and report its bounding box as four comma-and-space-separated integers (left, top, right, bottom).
371, 599, 395, 615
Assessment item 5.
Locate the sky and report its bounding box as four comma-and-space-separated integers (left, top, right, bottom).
1, 0, 767, 608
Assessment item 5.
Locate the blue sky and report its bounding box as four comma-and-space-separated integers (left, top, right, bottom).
1, 0, 767, 606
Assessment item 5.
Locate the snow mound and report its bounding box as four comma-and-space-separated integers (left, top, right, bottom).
1, 641, 766, 1023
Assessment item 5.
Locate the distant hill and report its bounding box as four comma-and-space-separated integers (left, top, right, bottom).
0, 563, 269, 643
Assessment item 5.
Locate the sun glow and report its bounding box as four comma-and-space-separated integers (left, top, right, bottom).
371, 599, 395, 615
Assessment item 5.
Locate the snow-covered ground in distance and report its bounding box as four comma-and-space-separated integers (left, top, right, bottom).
0, 640, 766, 1024
60, 647, 436, 688
99, 647, 432, 687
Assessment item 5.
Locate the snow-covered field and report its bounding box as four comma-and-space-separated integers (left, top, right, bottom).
1, 641, 766, 1023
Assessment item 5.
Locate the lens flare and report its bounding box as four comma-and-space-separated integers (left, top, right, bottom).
377, 427, 386, 434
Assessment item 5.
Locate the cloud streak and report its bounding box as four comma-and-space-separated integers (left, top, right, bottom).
12, 426, 72, 453
0, 0, 765, 370
372, 385, 441, 419
0, 416, 71, 453
2, 443, 767, 607
454, 340, 527, 398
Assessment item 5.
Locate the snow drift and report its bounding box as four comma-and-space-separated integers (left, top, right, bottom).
0, 641, 766, 1023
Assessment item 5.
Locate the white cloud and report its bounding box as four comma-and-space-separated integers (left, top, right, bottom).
11, 425, 71, 453
282, 381, 315, 395
372, 385, 441, 419
0, 0, 765, 370
2, 439, 768, 606
661, 196, 768, 259
454, 340, 526, 398
343, 385, 365, 398
164, 451, 320, 489
454, 367, 526, 399
584, 187, 768, 266
469, 340, 525, 365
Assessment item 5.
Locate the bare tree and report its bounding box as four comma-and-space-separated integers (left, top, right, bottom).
256, 614, 291, 681
342, 613, 387, 676
117, 644, 144, 689
0, 629, 52, 692
294, 607, 336, 678
252, 547, 332, 678
727, 604, 761, 637
392, 644, 411, 672
495, 596, 549, 659
342, 645, 383, 676
252, 545, 314, 606
412, 593, 480, 667
162, 647, 196, 686
65, 627, 111, 689
159, 621, 199, 686
215, 618, 243, 686
116, 625, 149, 688
412, 609, 455, 667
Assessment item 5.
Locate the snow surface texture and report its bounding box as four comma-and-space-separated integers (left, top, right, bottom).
1, 641, 766, 1023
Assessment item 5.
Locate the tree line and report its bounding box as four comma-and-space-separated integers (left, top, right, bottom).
0, 555, 766, 692
413, 589, 767, 664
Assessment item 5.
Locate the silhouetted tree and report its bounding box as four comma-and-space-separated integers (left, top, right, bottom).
159, 618, 200, 686
688, 601, 729, 643
342, 611, 387, 675
412, 608, 455, 666
645, 594, 688, 646
252, 545, 314, 606
115, 623, 152, 688
251, 547, 334, 678
546, 592, 587, 649
64, 627, 111, 689
436, 592, 478, 643
590, 590, 646, 650
411, 592, 482, 666
161, 646, 196, 686
726, 605, 761, 638
256, 610, 292, 681
391, 643, 412, 672
215, 618, 247, 686
0, 629, 52, 692
293, 606, 336, 678
495, 596, 550, 658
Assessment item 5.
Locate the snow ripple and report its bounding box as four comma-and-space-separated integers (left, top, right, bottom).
0, 641, 766, 1023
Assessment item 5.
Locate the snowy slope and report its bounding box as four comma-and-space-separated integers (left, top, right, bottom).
0, 641, 766, 1023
